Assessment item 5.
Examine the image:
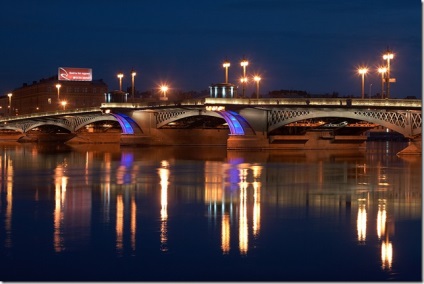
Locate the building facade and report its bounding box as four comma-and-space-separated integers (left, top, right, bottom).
209, 83, 238, 98
0, 76, 108, 116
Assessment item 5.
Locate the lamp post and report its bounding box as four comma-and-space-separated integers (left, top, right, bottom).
131, 69, 136, 102
7, 93, 12, 116
61, 101, 67, 111
383, 49, 394, 99
358, 67, 368, 99
240, 77, 248, 97
117, 72, 124, 91
223, 60, 230, 84
55, 84, 61, 104
253, 76, 261, 99
378, 67, 387, 99
160, 85, 169, 100
240, 58, 249, 97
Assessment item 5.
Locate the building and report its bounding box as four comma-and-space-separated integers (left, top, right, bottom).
0, 76, 108, 116
209, 83, 238, 98
105, 90, 129, 103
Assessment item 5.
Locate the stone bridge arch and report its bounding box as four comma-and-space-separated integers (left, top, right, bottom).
0, 125, 24, 133
0, 114, 122, 134
3, 119, 74, 133
155, 109, 255, 135
268, 108, 422, 137
71, 114, 120, 132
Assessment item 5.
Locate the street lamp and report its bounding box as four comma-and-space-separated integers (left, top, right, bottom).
55, 84, 61, 103
240, 58, 249, 97
240, 77, 248, 94
61, 100, 67, 111
117, 73, 124, 91
160, 85, 169, 100
382, 49, 394, 99
377, 67, 387, 99
7, 93, 12, 116
253, 76, 261, 99
131, 69, 136, 102
223, 60, 230, 84
358, 67, 368, 99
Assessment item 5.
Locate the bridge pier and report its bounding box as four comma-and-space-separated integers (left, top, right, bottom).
227, 131, 367, 150
397, 136, 422, 155
227, 134, 269, 150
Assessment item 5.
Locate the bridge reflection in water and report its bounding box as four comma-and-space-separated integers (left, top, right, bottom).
0, 143, 420, 280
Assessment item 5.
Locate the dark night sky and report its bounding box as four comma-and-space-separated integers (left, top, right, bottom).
0, 0, 422, 98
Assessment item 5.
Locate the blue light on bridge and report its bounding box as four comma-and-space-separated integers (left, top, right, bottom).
228, 111, 247, 135
220, 111, 245, 135
111, 113, 135, 134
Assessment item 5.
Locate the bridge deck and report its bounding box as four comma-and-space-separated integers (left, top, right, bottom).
99, 98, 421, 111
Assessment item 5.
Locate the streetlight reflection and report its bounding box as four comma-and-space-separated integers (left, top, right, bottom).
357, 199, 367, 243
221, 213, 230, 254
116, 194, 124, 253
54, 163, 68, 252
377, 199, 387, 239
159, 160, 169, 252
239, 168, 248, 255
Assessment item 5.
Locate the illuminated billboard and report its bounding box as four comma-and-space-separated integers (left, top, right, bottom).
58, 67, 92, 81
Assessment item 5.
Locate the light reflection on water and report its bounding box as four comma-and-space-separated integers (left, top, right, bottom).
0, 142, 421, 281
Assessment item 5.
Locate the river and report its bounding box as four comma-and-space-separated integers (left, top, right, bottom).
0, 141, 421, 281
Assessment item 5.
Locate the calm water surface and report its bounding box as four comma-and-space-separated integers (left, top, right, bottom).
0, 142, 421, 281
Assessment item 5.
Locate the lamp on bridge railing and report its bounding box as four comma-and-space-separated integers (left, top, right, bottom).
377, 66, 387, 99
7, 93, 12, 116
357, 67, 368, 99
160, 85, 169, 101
61, 101, 67, 111
240, 77, 248, 97
117, 72, 124, 91
253, 76, 261, 99
223, 60, 230, 84
55, 84, 61, 103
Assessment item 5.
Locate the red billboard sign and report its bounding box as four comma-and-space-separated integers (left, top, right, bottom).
58, 67, 92, 81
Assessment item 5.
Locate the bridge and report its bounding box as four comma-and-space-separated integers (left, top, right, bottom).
0, 98, 421, 154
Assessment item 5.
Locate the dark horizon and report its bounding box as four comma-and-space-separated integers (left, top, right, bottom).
0, 0, 421, 98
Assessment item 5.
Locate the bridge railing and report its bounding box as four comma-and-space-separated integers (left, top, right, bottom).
0, 107, 102, 123
204, 98, 422, 109
101, 99, 205, 110
100, 98, 421, 110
